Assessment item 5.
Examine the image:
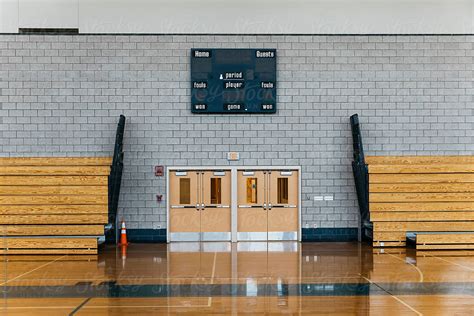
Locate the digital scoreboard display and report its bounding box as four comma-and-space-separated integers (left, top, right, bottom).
191, 49, 277, 114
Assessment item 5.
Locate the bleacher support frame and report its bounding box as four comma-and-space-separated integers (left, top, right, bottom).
350, 114, 371, 241
107, 115, 126, 244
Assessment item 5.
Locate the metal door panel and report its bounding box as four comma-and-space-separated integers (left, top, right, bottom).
201, 232, 231, 241
267, 231, 298, 241
237, 232, 268, 241
169, 232, 201, 242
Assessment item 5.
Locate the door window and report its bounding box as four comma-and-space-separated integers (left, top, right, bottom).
246, 178, 258, 203
179, 178, 191, 204
277, 178, 289, 204
210, 178, 221, 204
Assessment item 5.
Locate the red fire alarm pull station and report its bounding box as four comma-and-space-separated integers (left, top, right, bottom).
155, 166, 164, 176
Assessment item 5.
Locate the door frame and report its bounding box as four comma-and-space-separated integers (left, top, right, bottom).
167, 166, 302, 243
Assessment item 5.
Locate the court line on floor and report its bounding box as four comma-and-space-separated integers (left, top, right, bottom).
211, 251, 217, 284
46, 252, 218, 311
206, 251, 217, 308
422, 252, 474, 272
386, 253, 424, 282
359, 275, 423, 316
69, 297, 92, 315
81, 303, 213, 309
0, 255, 66, 286
81, 252, 218, 309
1, 303, 214, 310
2, 306, 76, 309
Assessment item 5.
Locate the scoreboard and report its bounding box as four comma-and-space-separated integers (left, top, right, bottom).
191, 49, 277, 114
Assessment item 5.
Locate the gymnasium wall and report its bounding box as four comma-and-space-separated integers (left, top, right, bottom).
1, 0, 473, 34
0, 34, 472, 239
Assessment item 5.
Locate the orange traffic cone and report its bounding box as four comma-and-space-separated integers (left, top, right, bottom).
119, 220, 129, 246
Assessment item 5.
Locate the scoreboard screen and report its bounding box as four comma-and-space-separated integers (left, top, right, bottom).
191, 49, 277, 114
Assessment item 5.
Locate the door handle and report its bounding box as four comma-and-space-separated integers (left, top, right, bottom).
171, 205, 196, 209
203, 205, 230, 208
170, 205, 197, 209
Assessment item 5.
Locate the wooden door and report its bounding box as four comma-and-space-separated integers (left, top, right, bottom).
237, 171, 268, 240
201, 171, 232, 241
169, 171, 200, 241
267, 171, 299, 240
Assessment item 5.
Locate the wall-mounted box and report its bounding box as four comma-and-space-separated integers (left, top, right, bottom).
227, 152, 240, 161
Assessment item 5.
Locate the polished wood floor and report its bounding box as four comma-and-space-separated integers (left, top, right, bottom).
1, 242, 474, 315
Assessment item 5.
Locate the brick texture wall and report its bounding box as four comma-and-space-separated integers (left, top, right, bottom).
0, 35, 472, 230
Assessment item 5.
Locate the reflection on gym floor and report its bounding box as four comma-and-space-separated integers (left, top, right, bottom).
1, 242, 474, 315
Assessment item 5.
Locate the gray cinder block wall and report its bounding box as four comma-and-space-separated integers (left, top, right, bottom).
0, 35, 472, 236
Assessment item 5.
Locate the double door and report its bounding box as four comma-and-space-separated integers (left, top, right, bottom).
237, 170, 298, 241
169, 170, 231, 241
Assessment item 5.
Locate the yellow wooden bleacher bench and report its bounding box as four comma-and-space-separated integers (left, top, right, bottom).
0, 157, 111, 254
367, 156, 474, 250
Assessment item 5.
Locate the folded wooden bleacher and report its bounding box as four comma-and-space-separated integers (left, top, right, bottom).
0, 157, 112, 255
367, 156, 474, 250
